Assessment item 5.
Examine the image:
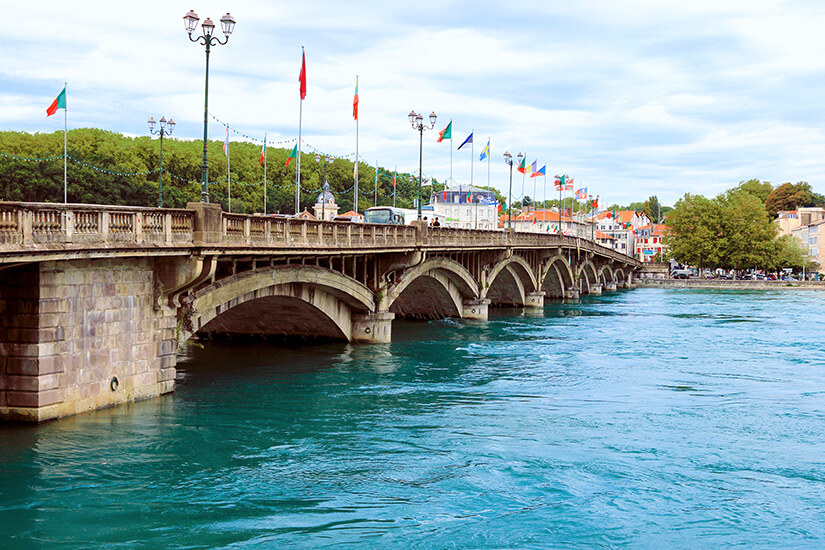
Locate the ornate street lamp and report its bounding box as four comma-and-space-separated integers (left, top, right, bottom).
315, 154, 334, 221
503, 151, 523, 229
148, 116, 176, 208
184, 9, 236, 203
409, 110, 437, 221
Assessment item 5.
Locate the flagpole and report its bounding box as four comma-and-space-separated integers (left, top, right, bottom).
263, 133, 267, 215
354, 75, 359, 216
450, 134, 453, 187
486, 138, 490, 190
296, 46, 306, 215
471, 132, 476, 229
63, 81, 67, 204
393, 166, 397, 208
374, 161, 378, 207
532, 163, 537, 219
227, 124, 231, 213
558, 176, 562, 233
296, 100, 303, 214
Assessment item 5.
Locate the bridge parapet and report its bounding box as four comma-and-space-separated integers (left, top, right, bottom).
0, 202, 194, 249
219, 212, 418, 249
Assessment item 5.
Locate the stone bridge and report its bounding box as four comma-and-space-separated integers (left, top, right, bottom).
0, 202, 641, 422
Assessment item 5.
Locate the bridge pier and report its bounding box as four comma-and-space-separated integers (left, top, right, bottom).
525, 292, 545, 308
605, 282, 617, 291
590, 284, 603, 295
462, 299, 490, 320
564, 289, 580, 300
351, 312, 394, 344
0, 259, 176, 423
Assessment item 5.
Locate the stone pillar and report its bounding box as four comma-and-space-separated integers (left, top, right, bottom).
186, 202, 223, 245
605, 282, 617, 291
0, 259, 176, 423
351, 311, 394, 343
525, 292, 545, 308
462, 299, 490, 320
564, 288, 580, 300
590, 284, 603, 294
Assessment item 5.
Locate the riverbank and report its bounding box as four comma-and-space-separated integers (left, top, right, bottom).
636, 278, 825, 290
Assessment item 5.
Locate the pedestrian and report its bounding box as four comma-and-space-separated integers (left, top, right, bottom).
433, 218, 441, 227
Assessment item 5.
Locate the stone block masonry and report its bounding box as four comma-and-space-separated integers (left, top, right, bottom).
0, 258, 177, 422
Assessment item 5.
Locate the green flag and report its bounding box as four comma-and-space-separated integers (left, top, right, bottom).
285, 144, 298, 167
437, 121, 452, 143
46, 86, 66, 117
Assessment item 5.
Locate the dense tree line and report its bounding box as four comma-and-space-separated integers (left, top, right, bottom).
666, 183, 818, 273
0, 128, 503, 214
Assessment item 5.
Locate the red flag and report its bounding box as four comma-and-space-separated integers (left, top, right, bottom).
353, 79, 359, 120
299, 49, 307, 100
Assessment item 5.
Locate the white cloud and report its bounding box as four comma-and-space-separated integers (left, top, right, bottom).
1, 0, 824, 207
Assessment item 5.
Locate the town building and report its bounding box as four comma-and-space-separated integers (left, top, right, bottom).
499, 209, 590, 237
596, 210, 650, 256
790, 218, 825, 274
634, 223, 670, 262
428, 186, 499, 230
775, 207, 825, 237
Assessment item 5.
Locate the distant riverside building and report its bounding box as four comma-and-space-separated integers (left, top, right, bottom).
595, 230, 616, 248
634, 223, 670, 262
790, 218, 825, 274
775, 207, 825, 237
597, 210, 650, 256
428, 186, 499, 230
499, 209, 590, 237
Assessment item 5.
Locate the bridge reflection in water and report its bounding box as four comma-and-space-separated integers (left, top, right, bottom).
0, 201, 640, 422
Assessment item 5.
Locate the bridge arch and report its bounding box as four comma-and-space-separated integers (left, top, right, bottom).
541, 255, 574, 299
578, 260, 599, 294
185, 265, 374, 342
484, 255, 538, 306
382, 257, 479, 319
598, 264, 615, 285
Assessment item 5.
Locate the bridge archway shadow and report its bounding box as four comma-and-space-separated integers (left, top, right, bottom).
195, 296, 349, 343
388, 275, 462, 320
542, 256, 574, 299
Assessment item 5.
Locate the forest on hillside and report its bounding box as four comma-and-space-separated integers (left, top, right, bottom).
0, 128, 507, 214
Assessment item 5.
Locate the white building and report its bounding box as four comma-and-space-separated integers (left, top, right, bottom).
312, 183, 339, 221
596, 210, 650, 257
428, 186, 499, 230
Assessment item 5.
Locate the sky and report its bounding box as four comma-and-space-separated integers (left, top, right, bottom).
3, 0, 825, 207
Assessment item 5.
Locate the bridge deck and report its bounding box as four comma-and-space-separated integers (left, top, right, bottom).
0, 202, 640, 267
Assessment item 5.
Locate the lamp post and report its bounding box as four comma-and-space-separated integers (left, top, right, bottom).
503, 151, 523, 229
184, 9, 236, 203
315, 154, 333, 221
409, 110, 437, 221
147, 116, 175, 208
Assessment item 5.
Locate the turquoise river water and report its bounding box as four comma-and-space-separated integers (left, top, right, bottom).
1, 288, 825, 548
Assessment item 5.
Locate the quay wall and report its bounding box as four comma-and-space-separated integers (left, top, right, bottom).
636, 279, 825, 291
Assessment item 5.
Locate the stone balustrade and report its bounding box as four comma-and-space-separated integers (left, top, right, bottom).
0, 202, 194, 248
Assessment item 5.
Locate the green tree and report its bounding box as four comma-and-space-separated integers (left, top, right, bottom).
736, 179, 773, 203
765, 181, 825, 217
716, 190, 778, 271
665, 193, 721, 270
771, 235, 819, 272
643, 195, 661, 223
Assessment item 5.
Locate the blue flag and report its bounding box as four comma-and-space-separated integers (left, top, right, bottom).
479, 138, 490, 161
457, 132, 473, 150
